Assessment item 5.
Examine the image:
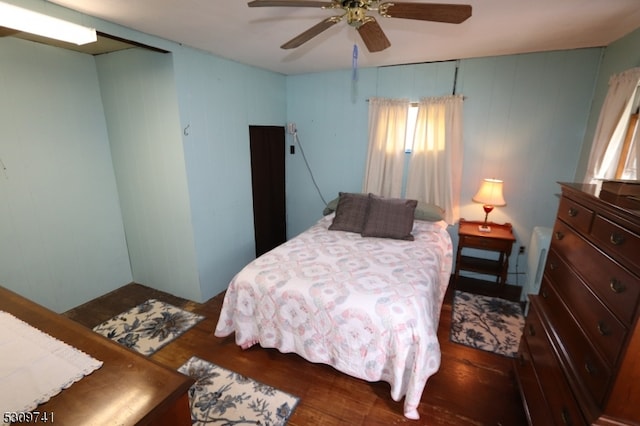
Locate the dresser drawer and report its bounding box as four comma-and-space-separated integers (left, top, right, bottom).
591, 215, 640, 277
524, 300, 586, 425
558, 196, 594, 234
545, 250, 627, 366
551, 220, 640, 325
538, 278, 612, 406
515, 338, 554, 426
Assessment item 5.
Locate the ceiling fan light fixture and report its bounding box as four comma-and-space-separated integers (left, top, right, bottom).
346, 7, 369, 27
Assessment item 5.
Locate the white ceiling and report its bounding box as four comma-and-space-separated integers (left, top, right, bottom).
48, 0, 640, 75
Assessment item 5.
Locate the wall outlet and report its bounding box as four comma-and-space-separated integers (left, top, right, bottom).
287, 123, 297, 134
519, 246, 525, 254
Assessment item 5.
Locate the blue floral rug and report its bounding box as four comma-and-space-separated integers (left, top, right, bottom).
178, 356, 299, 426
92, 299, 204, 356
450, 291, 524, 358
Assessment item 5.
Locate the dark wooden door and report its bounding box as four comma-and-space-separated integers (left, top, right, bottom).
249, 125, 286, 257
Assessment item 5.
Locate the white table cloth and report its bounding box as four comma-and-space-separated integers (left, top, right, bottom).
0, 311, 103, 414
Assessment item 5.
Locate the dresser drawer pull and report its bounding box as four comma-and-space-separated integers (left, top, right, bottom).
610, 232, 625, 246
549, 262, 556, 271
528, 324, 536, 337
541, 289, 549, 299
584, 360, 597, 376
560, 407, 573, 426
610, 278, 626, 294
597, 320, 611, 336
568, 207, 578, 217
555, 231, 565, 240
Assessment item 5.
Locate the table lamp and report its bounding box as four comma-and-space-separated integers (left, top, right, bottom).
472, 178, 506, 232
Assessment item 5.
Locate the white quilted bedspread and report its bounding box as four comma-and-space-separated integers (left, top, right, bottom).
214, 214, 453, 419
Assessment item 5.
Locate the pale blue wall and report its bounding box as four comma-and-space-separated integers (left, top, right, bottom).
172, 48, 286, 301
576, 27, 640, 180
456, 50, 600, 283
0, 38, 132, 312
95, 49, 201, 302
2, 0, 286, 308
285, 49, 602, 285
93, 43, 286, 303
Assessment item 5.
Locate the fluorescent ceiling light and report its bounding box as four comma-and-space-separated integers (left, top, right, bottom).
0, 1, 96, 45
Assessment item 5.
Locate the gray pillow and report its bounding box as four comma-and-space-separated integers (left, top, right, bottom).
415, 201, 445, 221
328, 192, 371, 233
361, 194, 417, 241
323, 197, 340, 216
324, 194, 444, 222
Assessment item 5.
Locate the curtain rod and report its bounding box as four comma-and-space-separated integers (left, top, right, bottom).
365, 96, 467, 103
367, 59, 465, 102
452, 59, 460, 95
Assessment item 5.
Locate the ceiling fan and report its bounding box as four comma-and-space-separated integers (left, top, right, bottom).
247, 0, 472, 53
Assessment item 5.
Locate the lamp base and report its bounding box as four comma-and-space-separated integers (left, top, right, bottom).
479, 208, 492, 232
478, 225, 491, 232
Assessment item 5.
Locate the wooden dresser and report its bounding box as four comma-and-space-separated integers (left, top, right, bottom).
515, 182, 640, 425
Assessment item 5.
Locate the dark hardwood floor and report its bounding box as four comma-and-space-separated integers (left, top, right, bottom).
63, 277, 527, 426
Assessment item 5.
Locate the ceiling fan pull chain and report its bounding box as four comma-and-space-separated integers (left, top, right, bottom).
352, 43, 359, 81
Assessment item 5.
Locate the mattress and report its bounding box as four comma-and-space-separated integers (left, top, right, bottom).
214, 214, 453, 419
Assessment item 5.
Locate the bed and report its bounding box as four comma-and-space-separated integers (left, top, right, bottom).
214, 193, 453, 419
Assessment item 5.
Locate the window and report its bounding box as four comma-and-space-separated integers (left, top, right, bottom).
586, 68, 640, 184
364, 96, 464, 224
614, 111, 638, 180
597, 98, 638, 181
404, 104, 419, 153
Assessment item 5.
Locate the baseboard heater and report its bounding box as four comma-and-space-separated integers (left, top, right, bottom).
521, 226, 552, 314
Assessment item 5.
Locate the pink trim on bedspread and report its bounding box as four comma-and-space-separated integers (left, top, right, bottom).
214, 215, 453, 420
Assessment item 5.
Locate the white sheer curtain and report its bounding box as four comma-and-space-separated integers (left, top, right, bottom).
585, 67, 640, 183
362, 98, 409, 197
405, 95, 464, 224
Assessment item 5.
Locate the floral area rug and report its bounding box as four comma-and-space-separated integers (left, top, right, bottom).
178, 356, 299, 426
450, 291, 524, 357
92, 299, 204, 356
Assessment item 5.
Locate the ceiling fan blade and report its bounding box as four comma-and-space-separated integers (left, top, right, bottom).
281, 16, 341, 49
248, 0, 334, 7
357, 18, 391, 52
380, 2, 472, 23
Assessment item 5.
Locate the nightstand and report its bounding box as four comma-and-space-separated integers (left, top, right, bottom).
454, 218, 516, 286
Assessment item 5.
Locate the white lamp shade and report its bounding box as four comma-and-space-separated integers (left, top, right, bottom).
472, 178, 506, 206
